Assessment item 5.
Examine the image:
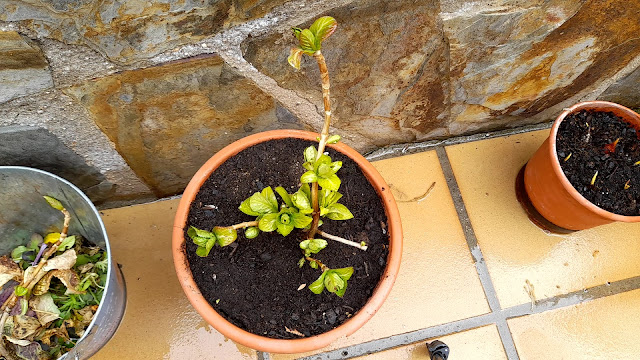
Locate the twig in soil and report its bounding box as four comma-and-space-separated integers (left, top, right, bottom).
394, 182, 436, 203
318, 230, 367, 250
285, 327, 304, 337
590, 171, 599, 186
364, 261, 370, 277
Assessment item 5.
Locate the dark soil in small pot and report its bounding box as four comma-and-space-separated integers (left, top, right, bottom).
556, 109, 640, 216
184, 138, 389, 339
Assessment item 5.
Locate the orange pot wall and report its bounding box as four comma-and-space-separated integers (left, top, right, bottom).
172, 130, 402, 353
524, 101, 640, 230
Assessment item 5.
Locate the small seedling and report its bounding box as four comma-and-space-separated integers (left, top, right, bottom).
188, 17, 368, 298
590, 171, 599, 186
624, 180, 631, 190
563, 152, 572, 162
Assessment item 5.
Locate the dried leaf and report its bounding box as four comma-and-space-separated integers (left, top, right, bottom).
29, 294, 60, 326
43, 250, 76, 272
34, 270, 84, 296
0, 256, 23, 288
77, 263, 94, 274
11, 315, 41, 340
6, 337, 46, 360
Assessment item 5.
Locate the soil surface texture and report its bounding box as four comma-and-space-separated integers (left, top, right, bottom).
557, 110, 640, 216
185, 138, 389, 339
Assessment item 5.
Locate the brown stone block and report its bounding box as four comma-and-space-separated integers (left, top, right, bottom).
65, 55, 299, 197
444, 0, 640, 132
1, 0, 289, 64
244, 0, 451, 147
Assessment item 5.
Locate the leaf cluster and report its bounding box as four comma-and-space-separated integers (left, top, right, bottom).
309, 267, 353, 297
288, 16, 337, 69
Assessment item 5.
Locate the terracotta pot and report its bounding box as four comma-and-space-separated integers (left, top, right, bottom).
523, 101, 640, 231
172, 129, 402, 353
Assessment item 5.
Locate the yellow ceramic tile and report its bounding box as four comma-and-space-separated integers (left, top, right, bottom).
446, 130, 640, 308
353, 325, 506, 360
509, 289, 640, 359
93, 199, 257, 360
273, 151, 490, 359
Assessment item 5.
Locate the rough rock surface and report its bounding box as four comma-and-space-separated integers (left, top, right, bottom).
443, 0, 640, 134
245, 0, 451, 146
0, 31, 53, 103
1, 0, 289, 65
599, 65, 640, 110
0, 125, 115, 204
64, 54, 304, 197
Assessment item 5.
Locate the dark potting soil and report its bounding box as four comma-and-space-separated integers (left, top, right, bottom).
185, 138, 390, 339
556, 109, 640, 216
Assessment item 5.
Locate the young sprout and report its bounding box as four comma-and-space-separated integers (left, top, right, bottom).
624, 180, 631, 190
590, 171, 599, 186
634, 160, 640, 166
563, 152, 572, 162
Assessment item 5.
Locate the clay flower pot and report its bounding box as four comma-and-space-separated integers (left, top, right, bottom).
172, 129, 402, 353
523, 101, 640, 231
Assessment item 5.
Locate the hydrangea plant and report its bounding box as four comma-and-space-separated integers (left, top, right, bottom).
189, 17, 366, 297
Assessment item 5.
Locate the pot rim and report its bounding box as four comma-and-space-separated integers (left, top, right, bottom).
172, 129, 402, 353
548, 100, 640, 222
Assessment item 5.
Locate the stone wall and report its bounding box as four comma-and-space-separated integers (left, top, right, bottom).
1, 0, 639, 207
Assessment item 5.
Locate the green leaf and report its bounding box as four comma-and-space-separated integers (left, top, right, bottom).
327, 134, 341, 144
43, 196, 64, 211
250, 192, 277, 214
315, 154, 332, 170
335, 281, 348, 297
325, 203, 354, 220
299, 240, 310, 250
330, 161, 342, 173
15, 286, 28, 297
317, 163, 335, 178
291, 27, 302, 40
302, 162, 314, 171
309, 260, 319, 269
239, 198, 260, 216
300, 171, 318, 184
191, 236, 208, 248
319, 190, 342, 207
213, 227, 237, 247
58, 236, 76, 252
318, 174, 341, 191
288, 47, 304, 70
301, 183, 311, 198
290, 212, 312, 229
292, 189, 312, 213
28, 235, 41, 250
298, 257, 305, 268
309, 271, 327, 294
309, 16, 337, 44
299, 29, 316, 52
333, 267, 354, 281
11, 246, 28, 262
196, 246, 209, 257
307, 239, 327, 253
324, 272, 344, 293
188, 226, 214, 239
258, 213, 278, 232
276, 222, 294, 237
261, 186, 279, 211
275, 187, 293, 207
245, 227, 259, 239
304, 146, 318, 163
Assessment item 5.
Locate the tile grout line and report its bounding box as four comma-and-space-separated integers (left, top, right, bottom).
435, 147, 520, 360
300, 276, 640, 360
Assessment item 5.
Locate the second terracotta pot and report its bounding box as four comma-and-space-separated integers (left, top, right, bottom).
172, 129, 402, 353
524, 101, 640, 231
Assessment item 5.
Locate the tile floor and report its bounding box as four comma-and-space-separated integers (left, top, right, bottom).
93, 127, 640, 359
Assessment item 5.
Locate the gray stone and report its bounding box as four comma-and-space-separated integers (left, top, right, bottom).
0, 125, 115, 204
598, 65, 640, 110
0, 31, 53, 103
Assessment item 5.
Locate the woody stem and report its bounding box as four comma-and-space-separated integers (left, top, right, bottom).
307, 50, 332, 240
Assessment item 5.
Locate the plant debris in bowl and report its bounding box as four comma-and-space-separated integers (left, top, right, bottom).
0, 197, 107, 360
185, 138, 389, 339
557, 109, 640, 215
